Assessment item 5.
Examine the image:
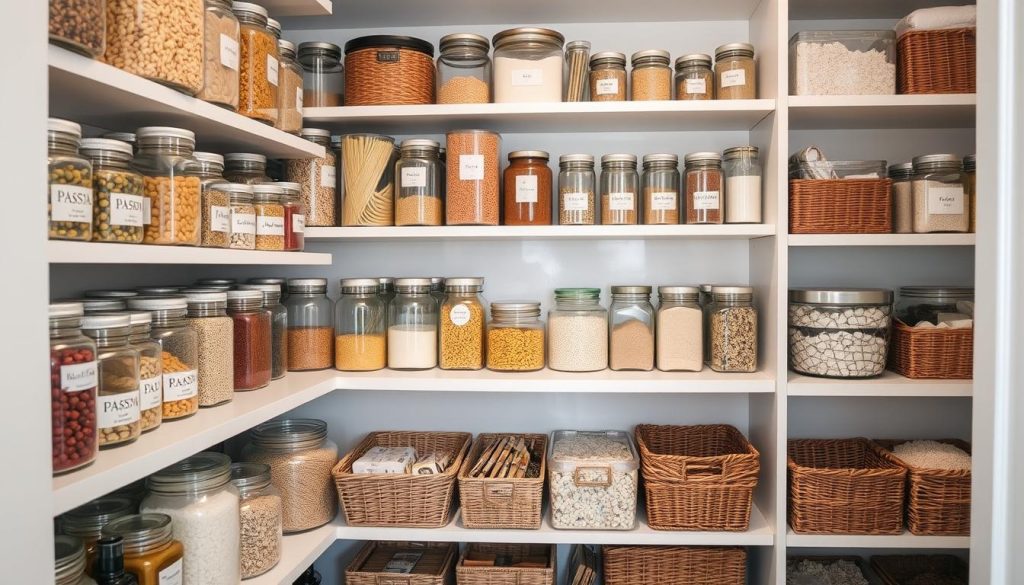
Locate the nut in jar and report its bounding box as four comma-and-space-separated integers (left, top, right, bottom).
80, 138, 146, 243
104, 0, 205, 95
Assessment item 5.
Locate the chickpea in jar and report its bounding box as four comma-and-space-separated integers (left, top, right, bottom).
81, 138, 146, 244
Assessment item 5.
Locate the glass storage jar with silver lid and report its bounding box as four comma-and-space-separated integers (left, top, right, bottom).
133, 127, 202, 246
708, 285, 757, 372
964, 154, 976, 232
85, 290, 138, 299
141, 452, 240, 585
558, 154, 596, 225
101, 513, 185, 585
125, 311, 162, 432
641, 153, 680, 225
285, 278, 335, 371
181, 290, 234, 407
609, 286, 655, 371
548, 288, 607, 373
631, 49, 672, 100
684, 151, 724, 224
396, 139, 443, 226
78, 297, 128, 314
55, 535, 98, 585
48, 118, 93, 241
253, 183, 286, 251
589, 51, 627, 102
430, 277, 446, 306
277, 39, 305, 134
889, 162, 914, 234
266, 16, 281, 40
439, 277, 487, 371
198, 0, 240, 111
227, 290, 271, 391
249, 277, 288, 300
911, 154, 969, 233
192, 152, 231, 248
299, 41, 344, 107
234, 1, 278, 125
487, 301, 546, 372
60, 496, 135, 576
437, 33, 492, 104
788, 288, 894, 379
50, 304, 97, 471
723, 146, 762, 224
80, 138, 145, 244
492, 27, 565, 103
715, 42, 756, 99
224, 152, 271, 184
80, 314, 141, 449
127, 296, 199, 420
49, 0, 106, 58
388, 278, 438, 370
675, 53, 714, 100
238, 283, 288, 379
230, 463, 283, 578
334, 278, 387, 371
896, 286, 974, 325
600, 154, 639, 225
699, 284, 714, 362
656, 286, 702, 372
564, 40, 591, 101
287, 128, 337, 227
226, 183, 256, 249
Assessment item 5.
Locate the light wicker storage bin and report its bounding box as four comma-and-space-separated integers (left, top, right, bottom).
455, 543, 555, 585
458, 433, 546, 530
877, 439, 972, 536
789, 178, 893, 234
344, 35, 436, 105
346, 541, 457, 585
897, 28, 976, 94
889, 321, 974, 379
602, 546, 746, 585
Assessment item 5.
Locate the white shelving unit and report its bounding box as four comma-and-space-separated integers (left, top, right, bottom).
306, 224, 776, 241
787, 372, 972, 398
786, 529, 971, 550
788, 94, 976, 130
47, 241, 332, 265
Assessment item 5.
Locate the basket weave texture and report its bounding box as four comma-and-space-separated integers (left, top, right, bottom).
602, 546, 746, 585
789, 179, 892, 234
346, 541, 457, 585
898, 28, 976, 94
870, 554, 969, 585
457, 433, 547, 530
889, 320, 974, 379
877, 439, 972, 536
455, 543, 555, 585
345, 46, 436, 105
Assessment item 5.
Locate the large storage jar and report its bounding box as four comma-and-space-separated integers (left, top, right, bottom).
437, 33, 492, 104
55, 535, 97, 585
229, 463, 283, 578
340, 133, 397, 226
133, 127, 202, 246
233, 2, 278, 125
344, 35, 435, 105
911, 154, 969, 233
487, 301, 545, 372
48, 118, 93, 242
446, 130, 501, 225
80, 138, 145, 244
334, 278, 387, 371
80, 314, 141, 449
198, 0, 240, 110
50, 308, 98, 473
285, 278, 335, 371
548, 288, 608, 373
395, 139, 443, 226
439, 277, 486, 371
49, 0, 106, 58
286, 128, 337, 226
104, 0, 204, 95
548, 430, 639, 530
127, 296, 200, 420
709, 286, 758, 372
790, 30, 896, 95
788, 288, 894, 379
492, 28, 564, 103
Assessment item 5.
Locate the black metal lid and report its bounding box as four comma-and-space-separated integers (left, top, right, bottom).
344, 35, 434, 57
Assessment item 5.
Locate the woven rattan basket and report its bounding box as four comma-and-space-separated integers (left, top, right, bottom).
788, 438, 907, 534
889, 320, 974, 379
870, 554, 968, 585
898, 28, 976, 94
635, 424, 759, 531
455, 543, 555, 585
346, 541, 457, 585
458, 433, 546, 530
877, 439, 972, 536
332, 431, 471, 527
602, 546, 746, 585
789, 179, 892, 234
345, 35, 436, 105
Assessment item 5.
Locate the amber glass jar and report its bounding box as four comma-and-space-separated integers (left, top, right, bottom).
503, 150, 552, 225
101, 514, 185, 585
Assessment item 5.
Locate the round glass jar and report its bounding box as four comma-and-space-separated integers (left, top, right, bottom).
101, 132, 137, 153
50, 302, 99, 474
233, 1, 278, 125
896, 286, 974, 325
60, 496, 135, 576
548, 288, 608, 372
708, 286, 758, 373
192, 152, 232, 248
80, 314, 141, 449
181, 290, 234, 407
631, 49, 672, 101
224, 152, 270, 184
674, 53, 714, 100
104, 0, 203, 95
48, 118, 93, 241
277, 39, 305, 134
446, 130, 501, 225
889, 162, 914, 234
609, 286, 655, 371
299, 42, 344, 107
230, 463, 283, 578
76, 297, 127, 314
253, 183, 286, 251
715, 42, 756, 99
237, 283, 288, 380
911, 154, 968, 233
487, 301, 545, 372
126, 296, 199, 420
133, 127, 202, 246
125, 311, 163, 432
723, 146, 762, 223
504, 150, 553, 225
198, 0, 240, 111
600, 154, 639, 225
388, 278, 438, 370
438, 33, 492, 104
558, 154, 596, 225
789, 288, 894, 379
378, 277, 396, 305
101, 514, 184, 585
279, 181, 306, 251
964, 154, 976, 233
641, 153, 680, 225
589, 51, 627, 102
492, 27, 564, 103
656, 286, 703, 372
684, 151, 724, 224
396, 139, 443, 226
286, 128, 337, 226
55, 535, 98, 585
227, 183, 257, 249
285, 278, 335, 371
80, 138, 145, 243
439, 277, 487, 371
334, 278, 387, 371
226, 290, 271, 391
49, 0, 106, 58
340, 133, 398, 226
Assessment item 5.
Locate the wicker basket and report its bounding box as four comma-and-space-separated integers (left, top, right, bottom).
345, 35, 436, 106
332, 431, 472, 527
455, 543, 555, 585
870, 554, 968, 585
889, 320, 974, 379
789, 179, 892, 234
602, 546, 746, 585
635, 424, 759, 531
458, 433, 547, 530
788, 438, 907, 534
787, 556, 871, 582
898, 28, 976, 94
346, 541, 457, 585
877, 439, 972, 536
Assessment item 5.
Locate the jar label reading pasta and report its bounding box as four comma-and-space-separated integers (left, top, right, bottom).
267, 55, 279, 86
449, 304, 472, 326
693, 190, 721, 210
109, 193, 146, 226
98, 392, 140, 428
927, 185, 965, 215
231, 212, 256, 235
563, 192, 590, 211
460, 155, 485, 180
401, 167, 427, 188
685, 78, 707, 94
163, 370, 198, 401
608, 192, 634, 210
511, 69, 543, 86
595, 78, 619, 96
293, 214, 306, 233
321, 165, 336, 188
211, 206, 231, 233
220, 34, 239, 70
650, 192, 677, 210
257, 215, 285, 235
159, 558, 183, 585
515, 175, 538, 203
61, 361, 97, 392
140, 376, 162, 410
50, 184, 93, 222
721, 69, 746, 88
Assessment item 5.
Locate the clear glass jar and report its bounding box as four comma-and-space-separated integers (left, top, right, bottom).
964, 154, 976, 233
789, 289, 893, 379
341, 133, 397, 226
396, 139, 443, 226
641, 154, 680, 225
631, 49, 671, 101
699, 284, 714, 363
101, 514, 185, 585
889, 162, 913, 234
60, 497, 135, 576
548, 288, 608, 372
233, 1, 278, 125
279, 181, 306, 251
75, 298, 127, 314
241, 419, 339, 533
723, 146, 762, 223
609, 286, 655, 371
564, 40, 590, 101
253, 183, 286, 251
55, 535, 98, 585
708, 286, 758, 373
912, 154, 969, 233
125, 311, 163, 432
656, 286, 702, 372
199, 0, 240, 110
286, 129, 337, 226
230, 463, 283, 578
181, 291, 234, 407
558, 154, 596, 225
248, 277, 289, 300
104, 0, 203, 95
715, 42, 756, 99
430, 277, 445, 306
298, 42, 344, 107
224, 152, 270, 184
79, 138, 145, 244
446, 130, 501, 225
227, 183, 257, 249
192, 152, 231, 248
133, 127, 202, 246
285, 278, 335, 371
504, 150, 553, 225
49, 0, 106, 57
684, 152, 724, 224
439, 277, 486, 371
141, 452, 240, 585
226, 290, 271, 391
674, 54, 714, 100
378, 277, 396, 305
896, 286, 974, 325
48, 118, 93, 241
487, 301, 545, 372
80, 314, 141, 448
277, 40, 304, 134
238, 284, 288, 380
266, 17, 281, 40
388, 278, 438, 370
589, 51, 626, 102
492, 27, 564, 103
334, 278, 387, 371
600, 154, 639, 225
127, 296, 199, 420
50, 302, 99, 474
101, 132, 137, 153
437, 33, 492, 104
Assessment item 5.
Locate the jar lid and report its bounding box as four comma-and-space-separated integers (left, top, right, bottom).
49, 301, 84, 319
492, 27, 564, 50
101, 131, 136, 144
566, 40, 591, 52
912, 154, 962, 168
250, 418, 328, 450
699, 284, 714, 292
298, 41, 342, 60
227, 289, 264, 305
101, 514, 173, 554
182, 290, 228, 304
963, 154, 976, 171
54, 535, 86, 578
446, 129, 499, 138
675, 53, 712, 69
249, 277, 287, 287
225, 183, 255, 197
491, 300, 542, 318
300, 128, 332, 140
79, 138, 133, 157
231, 1, 267, 17
509, 150, 549, 161
444, 277, 484, 290
193, 152, 225, 166
789, 288, 893, 305
288, 278, 329, 293
123, 310, 153, 326
400, 138, 440, 150
631, 49, 670, 65
48, 117, 82, 138
135, 286, 185, 296
611, 285, 652, 295
658, 285, 699, 296
73, 298, 127, 312
230, 462, 273, 489
136, 126, 195, 143
253, 182, 285, 196
378, 277, 395, 290
439, 33, 490, 53
898, 286, 974, 299
642, 153, 678, 165
723, 146, 759, 160
684, 151, 722, 165
340, 278, 380, 294
589, 51, 626, 67
127, 296, 188, 311
61, 497, 135, 537
555, 288, 600, 300
279, 39, 296, 55
267, 17, 281, 34
715, 42, 755, 60
395, 277, 432, 293
712, 285, 754, 295
84, 290, 138, 299
601, 153, 637, 165
888, 162, 914, 179
147, 452, 232, 494
80, 313, 132, 331
345, 35, 434, 57
559, 154, 594, 165
224, 152, 267, 164
430, 277, 444, 291
195, 278, 236, 286
236, 283, 282, 302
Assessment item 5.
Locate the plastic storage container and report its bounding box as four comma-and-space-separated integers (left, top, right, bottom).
344, 35, 435, 105
548, 430, 639, 530
233, 2, 278, 125
395, 139, 443, 226
437, 33, 492, 104
715, 42, 756, 99
334, 278, 387, 371
80, 138, 145, 244
127, 296, 199, 420
790, 30, 896, 96
708, 286, 758, 373
631, 49, 672, 101
487, 301, 545, 372
192, 152, 231, 248
656, 286, 702, 372
609, 286, 655, 371
49, 0, 106, 57
230, 463, 283, 578
253, 183, 286, 251
286, 128, 337, 227
134, 127, 202, 246
227, 290, 272, 391
558, 154, 597, 225
104, 0, 203, 95
388, 278, 438, 370
911, 154, 968, 233
684, 151, 724, 224
503, 150, 552, 225
446, 130, 502, 225
49, 302, 98, 474
600, 154, 639, 225
299, 42, 344, 107
641, 154, 680, 225
788, 288, 894, 378
492, 28, 564, 103
100, 514, 185, 585
237, 283, 288, 380
439, 277, 487, 371
224, 152, 270, 184
276, 40, 305, 134
80, 314, 141, 449
589, 51, 627, 102
182, 290, 234, 407
723, 146, 762, 224
285, 278, 335, 371
48, 118, 93, 241
55, 535, 98, 585
340, 133, 397, 226
548, 288, 608, 372
674, 53, 714, 100
124, 311, 163, 431
198, 0, 240, 110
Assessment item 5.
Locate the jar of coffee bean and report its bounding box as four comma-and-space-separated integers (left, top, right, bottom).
48, 118, 93, 241
81, 138, 146, 243
50, 302, 99, 474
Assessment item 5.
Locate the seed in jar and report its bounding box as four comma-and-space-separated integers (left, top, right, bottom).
239, 493, 283, 578
285, 149, 338, 227
548, 313, 607, 372
438, 76, 490, 104
446, 131, 500, 226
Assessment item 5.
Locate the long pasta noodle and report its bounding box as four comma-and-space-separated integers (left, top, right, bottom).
342, 133, 395, 226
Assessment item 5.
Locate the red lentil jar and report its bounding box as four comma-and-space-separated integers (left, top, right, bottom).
227, 290, 272, 391
50, 302, 99, 474
279, 181, 306, 251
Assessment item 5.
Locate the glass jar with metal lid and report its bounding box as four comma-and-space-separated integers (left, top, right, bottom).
241, 419, 339, 532
286, 128, 337, 227
277, 39, 305, 134
600, 154, 639, 225
487, 300, 545, 372
101, 132, 137, 153
642, 154, 680, 225
60, 497, 135, 576
911, 154, 968, 233
299, 42, 344, 107
100, 514, 184, 585
55, 535, 98, 585
789, 288, 894, 379
378, 277, 396, 305
226, 183, 256, 249
75, 297, 127, 314
80, 138, 145, 244
48, 118, 93, 241
684, 151, 724, 224
548, 288, 608, 372
896, 286, 974, 325
49, 0, 105, 58
430, 277, 445, 306
608, 286, 654, 371
675, 53, 714, 100
558, 154, 596, 225
266, 16, 281, 40
224, 152, 270, 184
277, 181, 305, 251
233, 1, 278, 125
248, 277, 288, 299
723, 146, 762, 224
631, 49, 671, 101
141, 452, 240, 585
285, 278, 335, 371
395, 139, 443, 226
126, 296, 199, 420
192, 152, 231, 248
504, 150, 553, 225
699, 284, 714, 363
80, 314, 141, 449
230, 463, 283, 578
708, 285, 757, 372
227, 290, 271, 390
656, 286, 702, 372
439, 277, 487, 371
492, 27, 565, 103
181, 290, 234, 407
564, 40, 591, 101
133, 127, 202, 246
238, 284, 288, 379
334, 278, 387, 371
446, 129, 501, 225
253, 183, 286, 251
714, 42, 756, 99
964, 154, 976, 233
198, 0, 240, 111
438, 33, 492, 104
388, 278, 438, 370
589, 51, 626, 102
125, 311, 162, 432
889, 162, 914, 234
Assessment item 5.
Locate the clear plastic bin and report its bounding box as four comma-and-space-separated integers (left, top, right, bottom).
548, 430, 639, 530
789, 30, 896, 96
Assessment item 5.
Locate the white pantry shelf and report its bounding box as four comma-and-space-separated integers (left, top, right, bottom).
48, 46, 324, 159
47, 241, 332, 265
306, 224, 777, 242
786, 529, 970, 550
787, 372, 972, 398
248, 523, 338, 585
262, 0, 332, 17
788, 94, 976, 130
788, 234, 976, 247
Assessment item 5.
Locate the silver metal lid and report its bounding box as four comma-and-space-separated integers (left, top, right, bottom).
566, 40, 591, 51
127, 296, 188, 311
492, 27, 564, 50
182, 290, 228, 303
643, 153, 678, 165
195, 278, 236, 286
60, 496, 135, 537
193, 151, 225, 166
48, 118, 82, 137
340, 278, 379, 294
378, 277, 395, 287
789, 288, 894, 305
250, 418, 328, 451
300, 128, 332, 139
400, 138, 440, 150
715, 42, 755, 59
232, 1, 267, 17
288, 278, 328, 291
224, 152, 267, 164
685, 151, 722, 165
898, 286, 974, 299
444, 277, 484, 289
236, 283, 281, 296
230, 462, 273, 490
601, 153, 637, 165
49, 302, 84, 319
75, 298, 127, 312
658, 285, 700, 296
123, 310, 153, 326
54, 535, 86, 578
101, 514, 173, 555
79, 138, 133, 157
267, 17, 282, 33
446, 129, 499, 137
711, 285, 754, 294
135, 285, 185, 295
559, 154, 594, 165
631, 49, 670, 64
136, 126, 195, 142
590, 51, 626, 67
888, 162, 914, 179
611, 285, 652, 295
85, 290, 138, 299
723, 146, 759, 160
509, 150, 549, 160
253, 182, 285, 195
491, 300, 542, 318
147, 452, 232, 494
101, 132, 136, 143
439, 33, 490, 52
675, 53, 712, 68
226, 183, 255, 196
430, 277, 444, 289
699, 284, 714, 292
912, 154, 962, 167
279, 39, 296, 55
395, 277, 432, 293
298, 42, 342, 60
249, 277, 287, 286
227, 290, 263, 301
80, 313, 132, 330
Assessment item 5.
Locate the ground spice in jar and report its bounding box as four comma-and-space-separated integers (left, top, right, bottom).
279, 182, 305, 251
447, 130, 501, 225
630, 50, 672, 101
655, 287, 703, 372
610, 320, 654, 370
200, 183, 231, 248
334, 334, 386, 371
438, 76, 490, 104
503, 151, 552, 226
287, 327, 334, 370
589, 52, 627, 102
685, 152, 723, 224
228, 291, 272, 391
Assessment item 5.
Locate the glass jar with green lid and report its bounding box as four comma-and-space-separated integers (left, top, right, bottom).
230, 463, 283, 578
60, 496, 135, 577
126, 296, 199, 420
589, 51, 627, 102
912, 154, 968, 233
55, 535, 98, 585
80, 138, 145, 244
193, 152, 231, 248
80, 314, 141, 449
124, 311, 162, 432
656, 286, 702, 372
437, 33, 492, 104
548, 288, 607, 372
101, 513, 184, 585
48, 118, 93, 241
334, 278, 387, 371
181, 290, 234, 407
708, 285, 758, 372
631, 49, 671, 101
487, 300, 545, 372
439, 277, 487, 371
133, 127, 202, 246
609, 286, 654, 371
238, 283, 288, 379
675, 53, 713, 100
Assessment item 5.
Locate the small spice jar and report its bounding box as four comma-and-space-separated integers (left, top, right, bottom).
50, 302, 99, 474
609, 286, 655, 371
631, 50, 671, 101
437, 33, 492, 104
656, 286, 702, 372
388, 278, 438, 370
723, 146, 762, 223
912, 154, 969, 233
80, 138, 145, 244
600, 154, 639, 225
298, 42, 344, 107
504, 150, 553, 225
334, 278, 387, 371
192, 152, 231, 248
675, 53, 714, 100
181, 290, 234, 407
229, 463, 283, 578
487, 301, 545, 372
439, 277, 487, 371
684, 151, 724, 224
226, 183, 256, 249
277, 40, 305, 134
224, 152, 271, 184
548, 288, 608, 373
558, 154, 597, 225
287, 128, 337, 227
55, 535, 98, 585
100, 514, 185, 585
285, 278, 335, 371
279, 181, 306, 251
198, 0, 240, 111
446, 130, 502, 226
708, 286, 758, 373
395, 139, 444, 226
253, 183, 286, 251
889, 162, 914, 234
789, 288, 893, 379
226, 290, 271, 391
237, 284, 288, 380
641, 153, 680, 225
234, 1, 278, 125
125, 311, 163, 432
48, 118, 93, 241
60, 497, 135, 576
492, 27, 565, 103
133, 127, 202, 246
589, 51, 627, 102
126, 296, 199, 420
715, 42, 757, 99
80, 314, 141, 449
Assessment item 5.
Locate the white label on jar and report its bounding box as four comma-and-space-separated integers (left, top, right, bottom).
321, 165, 336, 188
515, 175, 538, 203
50, 184, 92, 222
401, 167, 427, 188
220, 34, 239, 71
459, 155, 485, 181
140, 376, 162, 410
61, 361, 97, 392
685, 78, 707, 94
511, 69, 543, 86
163, 370, 198, 401
650, 191, 677, 211
143, 197, 152, 225
231, 212, 256, 235
608, 192, 634, 211
296, 87, 304, 115
563, 192, 590, 211
267, 55, 279, 85
98, 391, 141, 428
595, 78, 619, 96
159, 558, 183, 585
693, 190, 721, 210
292, 214, 306, 233
721, 69, 746, 88
927, 185, 965, 215
109, 193, 146, 227
211, 205, 231, 233
449, 304, 472, 326
257, 215, 285, 235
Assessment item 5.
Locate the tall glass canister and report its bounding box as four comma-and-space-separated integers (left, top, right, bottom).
395, 139, 443, 226
641, 153, 680, 225
684, 151, 724, 225
133, 127, 202, 246
708, 286, 758, 373
388, 278, 438, 370
656, 286, 703, 372
198, 0, 240, 111
50, 302, 99, 474
80, 138, 145, 244
285, 278, 335, 370
723, 146, 762, 224
233, 1, 278, 125
227, 290, 272, 391
608, 286, 654, 371
334, 278, 387, 371
439, 277, 486, 371
298, 41, 344, 107
558, 154, 596, 225
237, 283, 288, 379
286, 128, 337, 227
182, 290, 234, 407
80, 314, 141, 449
600, 154, 639, 225
127, 296, 200, 420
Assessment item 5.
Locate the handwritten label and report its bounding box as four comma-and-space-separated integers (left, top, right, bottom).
511, 69, 543, 86
292, 214, 306, 233
608, 192, 634, 211
231, 212, 256, 235
50, 185, 92, 222
515, 175, 538, 203
267, 55, 279, 86
685, 78, 707, 94
401, 167, 427, 188
459, 155, 485, 181
720, 69, 746, 88
562, 192, 590, 211
61, 361, 97, 392
650, 191, 677, 211
927, 185, 965, 215
163, 370, 198, 401
220, 34, 239, 70
595, 78, 620, 96
210, 205, 231, 233
320, 165, 336, 188
256, 215, 285, 236
693, 190, 721, 210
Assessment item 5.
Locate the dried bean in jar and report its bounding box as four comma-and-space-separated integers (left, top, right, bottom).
51, 345, 98, 474
49, 0, 106, 57
285, 130, 337, 226
446, 130, 501, 226
104, 0, 204, 95
80, 138, 146, 244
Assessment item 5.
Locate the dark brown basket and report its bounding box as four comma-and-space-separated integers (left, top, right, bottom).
877, 439, 972, 536
458, 433, 547, 530
345, 47, 436, 106
602, 546, 746, 585
898, 28, 976, 94
455, 543, 555, 585
889, 320, 974, 379
788, 438, 907, 534
332, 431, 472, 527
870, 554, 968, 585
787, 556, 871, 582
635, 424, 759, 531
346, 541, 457, 585
789, 179, 892, 234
